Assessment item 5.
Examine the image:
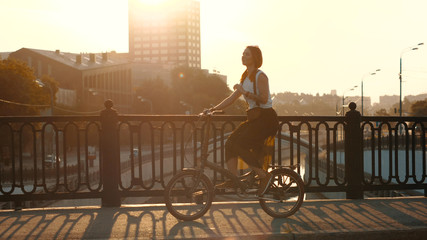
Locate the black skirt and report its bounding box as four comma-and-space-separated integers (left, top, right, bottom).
225, 108, 279, 168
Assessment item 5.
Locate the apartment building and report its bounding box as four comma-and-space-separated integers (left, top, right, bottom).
379, 95, 400, 109
128, 0, 201, 69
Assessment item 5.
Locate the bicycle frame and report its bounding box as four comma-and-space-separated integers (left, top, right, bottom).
196, 111, 300, 190
195, 111, 249, 190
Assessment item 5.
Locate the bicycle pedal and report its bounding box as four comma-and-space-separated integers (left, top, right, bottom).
192, 190, 204, 196
246, 189, 258, 194
236, 192, 257, 200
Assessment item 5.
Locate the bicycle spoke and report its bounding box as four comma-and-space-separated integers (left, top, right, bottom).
165, 170, 214, 221
259, 168, 304, 218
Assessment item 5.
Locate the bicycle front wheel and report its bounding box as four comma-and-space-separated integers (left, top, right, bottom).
164, 170, 214, 221
259, 168, 304, 218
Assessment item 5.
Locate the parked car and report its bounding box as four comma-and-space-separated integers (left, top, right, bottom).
129, 148, 139, 160
44, 154, 61, 168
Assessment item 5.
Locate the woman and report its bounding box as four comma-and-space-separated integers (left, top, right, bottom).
211, 45, 279, 195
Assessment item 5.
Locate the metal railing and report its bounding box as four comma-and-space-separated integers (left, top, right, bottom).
0, 101, 425, 208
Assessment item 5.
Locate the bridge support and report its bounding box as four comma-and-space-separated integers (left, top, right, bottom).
100, 100, 121, 207
345, 102, 364, 199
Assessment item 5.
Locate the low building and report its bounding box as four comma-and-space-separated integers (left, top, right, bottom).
379, 95, 399, 109
9, 48, 132, 113
0, 52, 11, 60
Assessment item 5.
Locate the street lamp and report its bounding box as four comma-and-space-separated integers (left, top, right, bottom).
88, 88, 104, 111
342, 85, 358, 116
399, 42, 423, 116
339, 85, 357, 142
361, 69, 380, 116
179, 101, 193, 115
88, 88, 99, 96
35, 79, 55, 153
35, 79, 54, 115
137, 96, 153, 113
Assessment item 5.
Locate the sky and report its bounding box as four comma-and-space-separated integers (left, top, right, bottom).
1, 0, 427, 104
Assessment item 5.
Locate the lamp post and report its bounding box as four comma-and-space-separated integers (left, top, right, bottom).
35, 79, 54, 115
339, 86, 356, 142
179, 101, 193, 115
361, 69, 380, 116
137, 96, 153, 113
88, 88, 104, 111
342, 85, 358, 116
35, 79, 55, 153
399, 43, 423, 116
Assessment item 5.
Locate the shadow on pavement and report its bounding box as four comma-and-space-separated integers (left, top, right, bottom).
0, 198, 426, 239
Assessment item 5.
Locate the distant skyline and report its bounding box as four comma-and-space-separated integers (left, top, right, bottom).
2, 0, 427, 104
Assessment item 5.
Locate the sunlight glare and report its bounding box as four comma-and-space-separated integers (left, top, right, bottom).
139, 0, 168, 5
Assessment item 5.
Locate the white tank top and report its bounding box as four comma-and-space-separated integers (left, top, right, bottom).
242, 70, 273, 109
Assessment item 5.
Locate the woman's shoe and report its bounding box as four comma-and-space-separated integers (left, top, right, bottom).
257, 172, 272, 196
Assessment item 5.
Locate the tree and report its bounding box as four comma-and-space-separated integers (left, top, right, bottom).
134, 66, 246, 114
374, 108, 389, 116
133, 77, 177, 114
173, 67, 247, 114
390, 97, 412, 116
410, 99, 427, 116
272, 91, 342, 116
0, 58, 55, 116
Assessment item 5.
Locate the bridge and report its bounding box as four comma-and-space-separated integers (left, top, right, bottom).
0, 101, 426, 238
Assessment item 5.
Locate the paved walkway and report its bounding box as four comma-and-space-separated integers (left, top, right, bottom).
0, 197, 426, 239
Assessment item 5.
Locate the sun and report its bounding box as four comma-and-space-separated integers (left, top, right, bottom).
138, 0, 168, 5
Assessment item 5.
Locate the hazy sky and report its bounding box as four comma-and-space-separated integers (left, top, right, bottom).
2, 0, 427, 104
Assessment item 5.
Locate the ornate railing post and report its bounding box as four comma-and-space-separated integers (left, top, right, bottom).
100, 100, 121, 207
345, 102, 364, 199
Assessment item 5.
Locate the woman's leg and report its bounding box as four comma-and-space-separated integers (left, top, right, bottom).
215, 157, 239, 189
251, 165, 272, 196
225, 122, 250, 176
252, 166, 267, 179
227, 157, 238, 176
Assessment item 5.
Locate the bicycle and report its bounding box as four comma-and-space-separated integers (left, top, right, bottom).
164, 109, 304, 221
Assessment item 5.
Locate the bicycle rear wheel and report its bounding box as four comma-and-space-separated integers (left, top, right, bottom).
259, 168, 304, 218
164, 170, 214, 221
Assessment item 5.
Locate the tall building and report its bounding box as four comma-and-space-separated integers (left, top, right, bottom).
128, 0, 201, 68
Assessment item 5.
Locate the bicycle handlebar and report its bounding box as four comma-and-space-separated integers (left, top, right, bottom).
198, 109, 224, 117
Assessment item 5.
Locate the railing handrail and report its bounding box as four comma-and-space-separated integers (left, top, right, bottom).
1, 114, 426, 122
0, 101, 425, 210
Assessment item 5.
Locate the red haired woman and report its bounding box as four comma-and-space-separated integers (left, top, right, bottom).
211, 45, 278, 196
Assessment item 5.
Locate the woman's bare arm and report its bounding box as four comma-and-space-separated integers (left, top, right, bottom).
212, 90, 242, 110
